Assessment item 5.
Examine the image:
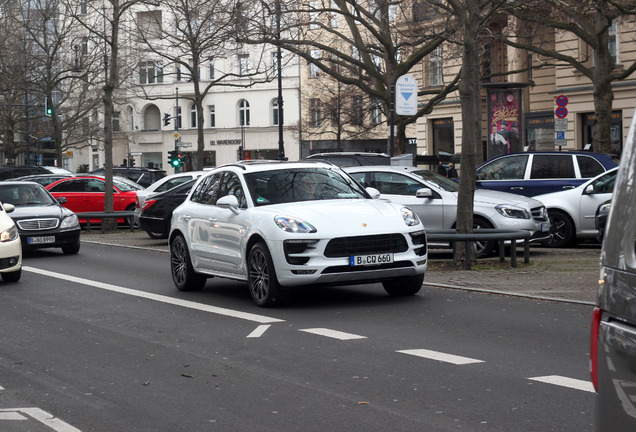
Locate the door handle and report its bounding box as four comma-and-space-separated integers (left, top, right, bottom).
511, 187, 523, 191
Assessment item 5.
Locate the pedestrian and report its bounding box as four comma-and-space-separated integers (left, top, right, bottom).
446, 163, 458, 178
438, 161, 448, 176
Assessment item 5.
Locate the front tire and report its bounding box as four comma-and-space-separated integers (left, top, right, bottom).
62, 242, 80, 255
2, 268, 21, 283
170, 234, 206, 291
543, 210, 574, 248
383, 274, 424, 296
248, 242, 288, 307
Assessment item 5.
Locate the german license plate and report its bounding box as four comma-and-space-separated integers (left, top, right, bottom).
541, 223, 550, 232
27, 236, 55, 245
350, 253, 393, 266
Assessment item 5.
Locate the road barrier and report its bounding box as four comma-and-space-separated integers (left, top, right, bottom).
76, 211, 136, 232
426, 229, 532, 270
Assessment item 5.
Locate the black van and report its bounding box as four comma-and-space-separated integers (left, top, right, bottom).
592, 113, 636, 430
90, 167, 166, 188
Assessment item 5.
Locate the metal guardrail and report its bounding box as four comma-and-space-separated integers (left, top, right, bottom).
76, 211, 136, 232
426, 229, 532, 270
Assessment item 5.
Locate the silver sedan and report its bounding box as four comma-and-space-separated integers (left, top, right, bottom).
345, 166, 550, 255
534, 167, 618, 247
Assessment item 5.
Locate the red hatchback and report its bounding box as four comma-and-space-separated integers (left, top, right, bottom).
46, 176, 138, 223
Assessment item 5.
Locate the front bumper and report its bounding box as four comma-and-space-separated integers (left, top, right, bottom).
20, 227, 81, 250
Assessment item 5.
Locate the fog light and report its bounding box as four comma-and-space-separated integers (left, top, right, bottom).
291, 269, 317, 275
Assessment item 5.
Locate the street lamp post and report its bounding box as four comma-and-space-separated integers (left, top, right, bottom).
275, 0, 285, 161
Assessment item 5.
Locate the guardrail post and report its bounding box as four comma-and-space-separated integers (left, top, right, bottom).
499, 240, 505, 263
510, 244, 517, 267
524, 239, 530, 264
464, 241, 471, 270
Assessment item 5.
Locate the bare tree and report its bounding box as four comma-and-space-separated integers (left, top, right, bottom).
302, 75, 385, 151
70, 0, 142, 226
131, 0, 274, 169
247, 0, 461, 155
502, 0, 636, 155
17, 0, 103, 167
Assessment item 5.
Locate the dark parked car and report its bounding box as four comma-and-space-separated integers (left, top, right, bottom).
0, 165, 59, 181
0, 181, 81, 254
11, 173, 75, 186
139, 179, 196, 239
303, 152, 391, 167
476, 151, 618, 197
591, 113, 636, 431
90, 167, 166, 188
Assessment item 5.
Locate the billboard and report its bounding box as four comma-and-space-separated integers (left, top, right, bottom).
487, 89, 522, 160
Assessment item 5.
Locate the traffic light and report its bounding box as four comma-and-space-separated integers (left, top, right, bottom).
168, 150, 178, 167
163, 113, 171, 126
44, 99, 52, 117
177, 153, 186, 167
130, 158, 136, 167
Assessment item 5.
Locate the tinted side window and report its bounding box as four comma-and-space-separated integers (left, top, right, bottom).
360, 156, 389, 165
478, 155, 528, 180
219, 172, 246, 208
86, 179, 105, 192
577, 155, 605, 178
590, 170, 617, 194
530, 155, 574, 179
50, 179, 86, 192
373, 173, 421, 195
191, 174, 221, 204
156, 176, 192, 192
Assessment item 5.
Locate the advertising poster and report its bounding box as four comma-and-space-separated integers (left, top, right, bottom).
487, 89, 522, 160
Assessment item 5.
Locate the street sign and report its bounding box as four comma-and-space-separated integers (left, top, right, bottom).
555, 106, 568, 118
556, 131, 565, 140
407, 138, 418, 145
129, 152, 142, 156
173, 132, 180, 140
554, 118, 568, 132
177, 142, 192, 148
395, 75, 418, 116
556, 95, 569, 107
555, 139, 567, 147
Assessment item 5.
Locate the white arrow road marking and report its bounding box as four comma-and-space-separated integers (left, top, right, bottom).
529, 375, 595, 393
24, 267, 284, 325
247, 325, 271, 338
397, 349, 485, 365
0, 408, 81, 431
299, 328, 367, 340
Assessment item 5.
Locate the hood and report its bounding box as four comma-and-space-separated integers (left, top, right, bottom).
257, 199, 417, 235
9, 204, 71, 220
472, 189, 544, 208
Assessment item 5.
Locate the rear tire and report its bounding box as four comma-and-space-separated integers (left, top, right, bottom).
147, 231, 166, 239
170, 234, 206, 291
2, 268, 21, 283
382, 274, 424, 296
248, 242, 288, 307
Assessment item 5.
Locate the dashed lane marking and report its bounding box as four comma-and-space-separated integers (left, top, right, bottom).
24, 267, 284, 325
0, 408, 81, 431
529, 375, 595, 393
397, 349, 485, 365
299, 328, 367, 340
247, 325, 271, 338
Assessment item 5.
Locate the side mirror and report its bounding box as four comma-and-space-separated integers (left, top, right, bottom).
2, 203, 15, 213
365, 187, 381, 199
57, 197, 67, 204
217, 194, 240, 215
584, 184, 595, 195
416, 188, 433, 198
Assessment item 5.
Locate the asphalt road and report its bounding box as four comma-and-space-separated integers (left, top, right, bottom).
0, 242, 596, 431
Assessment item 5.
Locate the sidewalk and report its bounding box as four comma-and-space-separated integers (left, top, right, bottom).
80, 228, 600, 306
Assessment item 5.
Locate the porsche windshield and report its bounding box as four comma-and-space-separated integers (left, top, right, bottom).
245, 168, 368, 206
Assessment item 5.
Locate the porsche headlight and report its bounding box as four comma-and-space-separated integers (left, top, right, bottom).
401, 207, 421, 226
496, 204, 530, 219
274, 216, 317, 233
61, 214, 79, 229
0, 225, 18, 242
